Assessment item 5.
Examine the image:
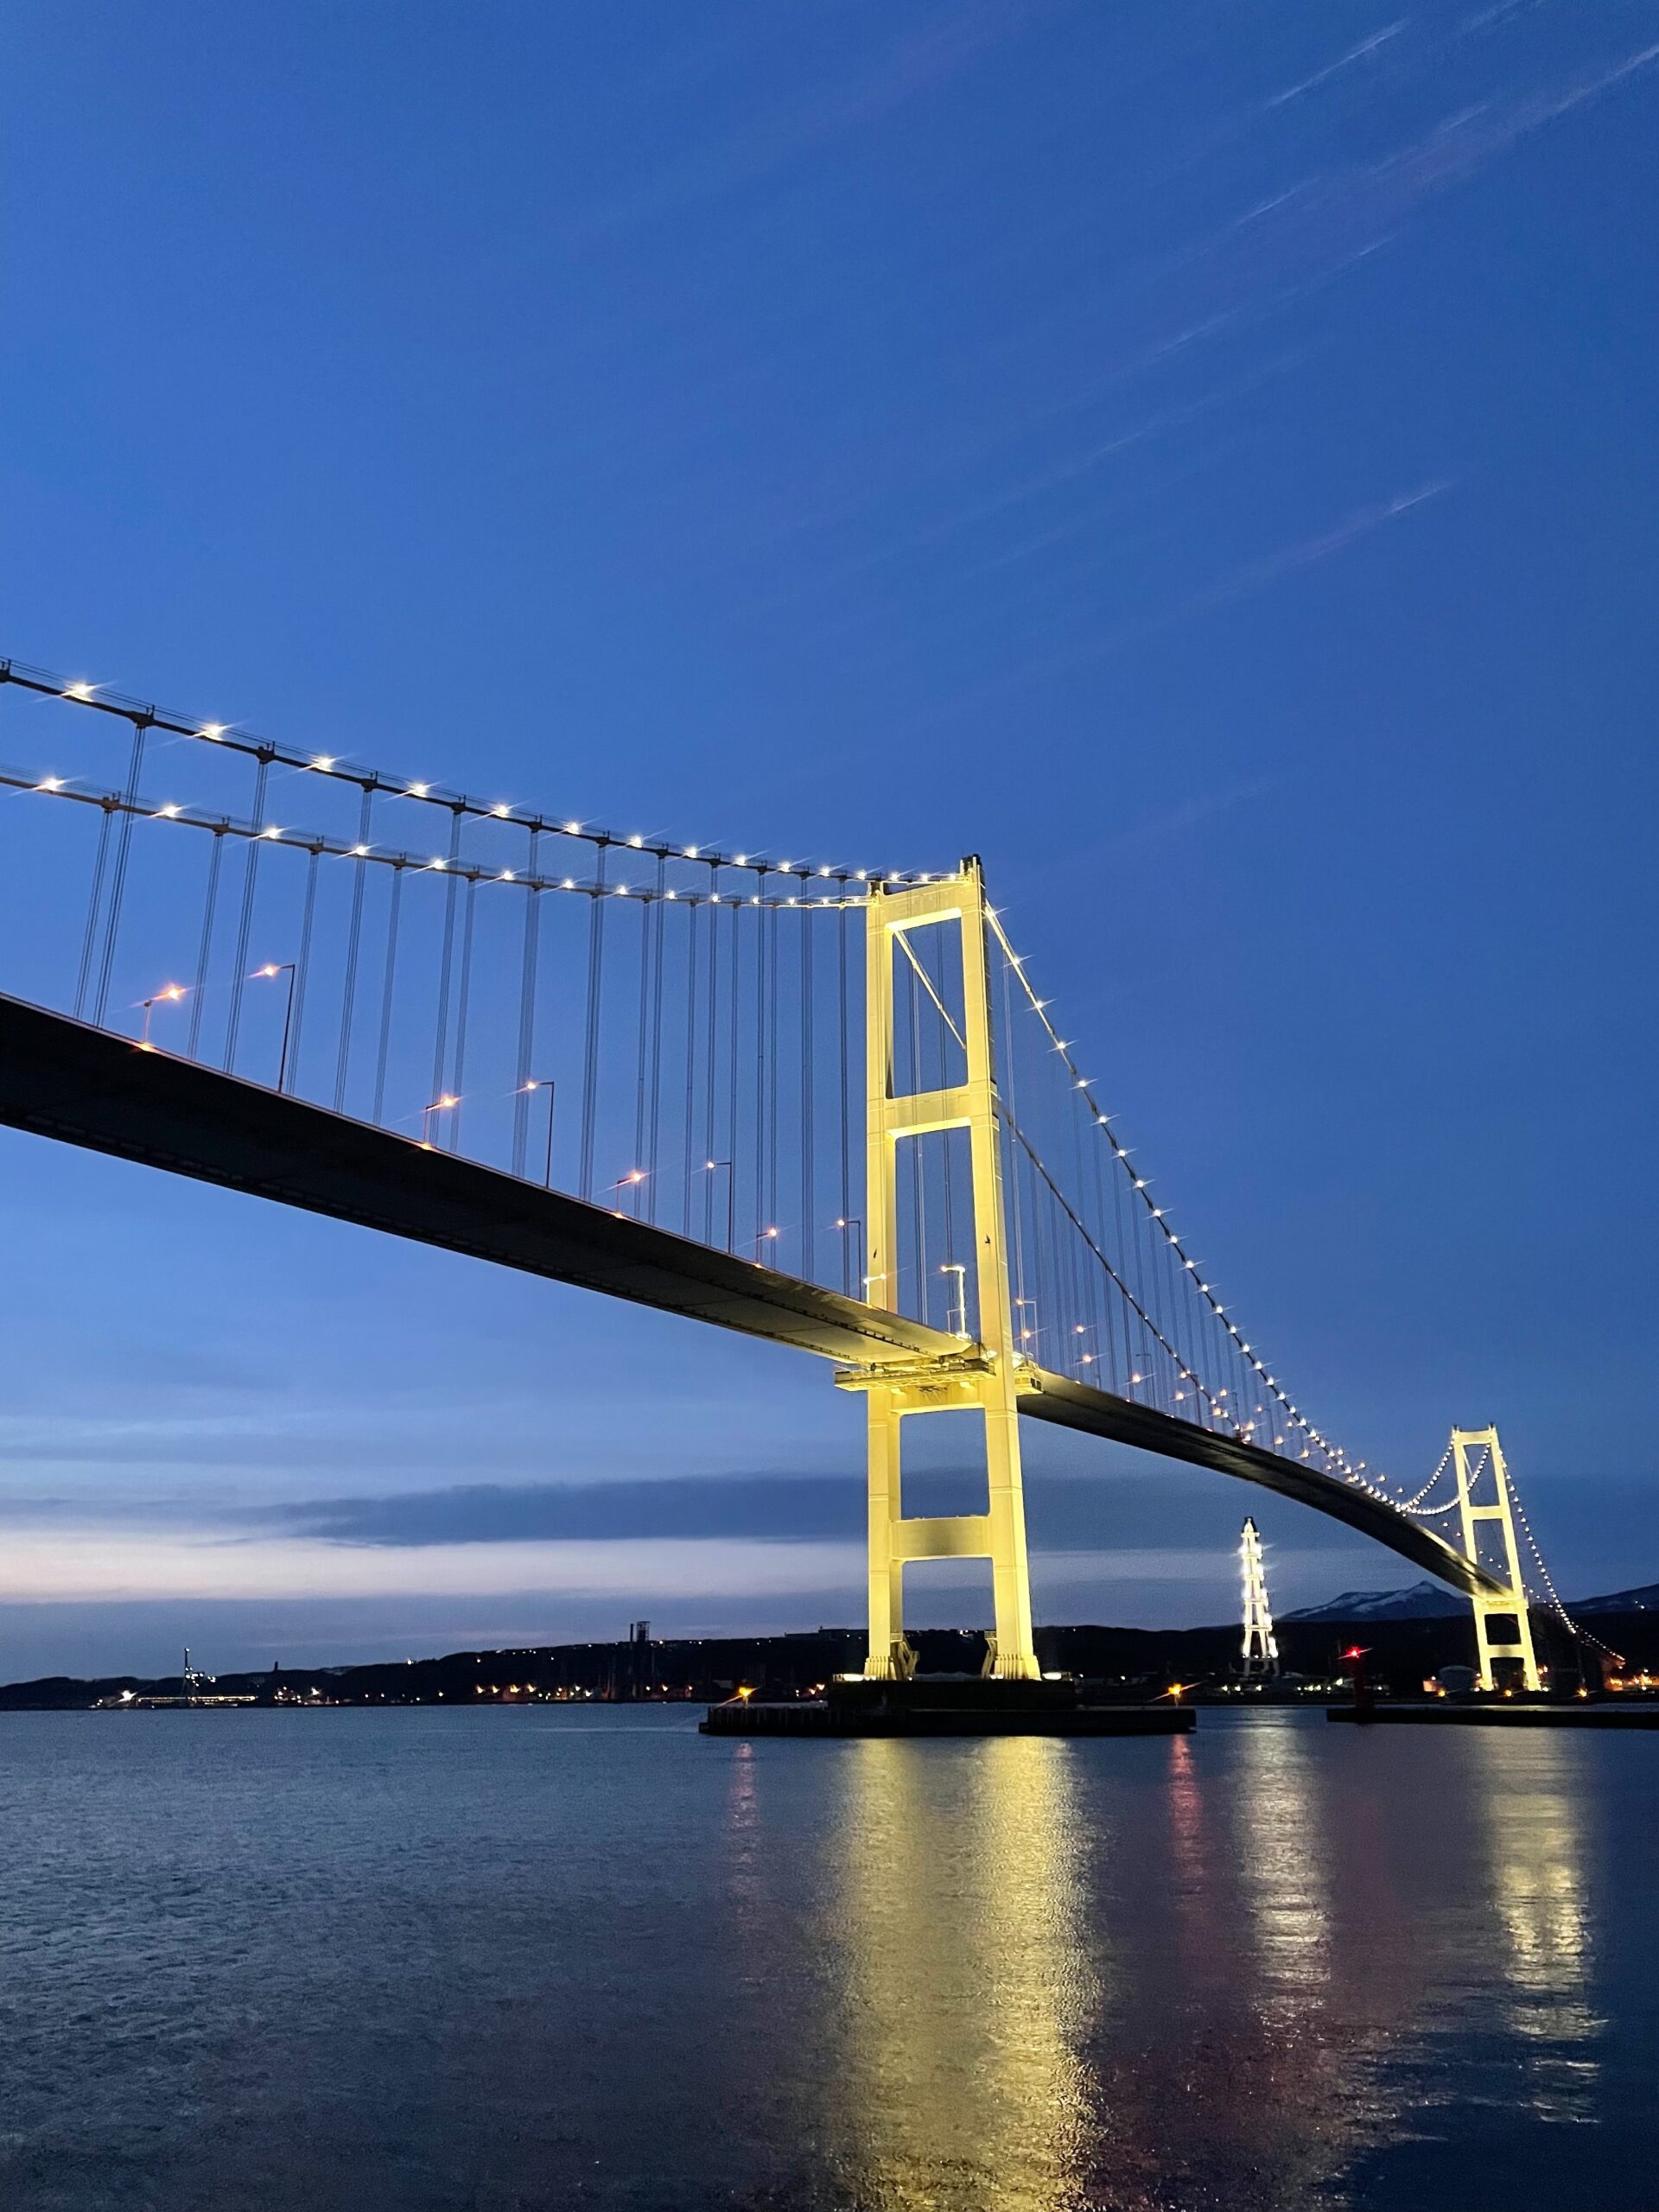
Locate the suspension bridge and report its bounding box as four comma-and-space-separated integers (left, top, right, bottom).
0, 658, 1597, 1688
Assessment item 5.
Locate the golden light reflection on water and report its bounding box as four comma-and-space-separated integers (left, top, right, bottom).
1161, 1714, 1395, 2203
783, 1715, 1615, 2209
822, 1738, 1099, 2212
1466, 1729, 1601, 2113
1230, 1713, 1332, 2022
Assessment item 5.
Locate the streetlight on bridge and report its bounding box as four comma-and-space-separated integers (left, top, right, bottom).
251, 962, 297, 1090
834, 1215, 863, 1299
138, 982, 188, 1050
520, 1077, 556, 1187
702, 1160, 734, 1252
607, 1168, 648, 1217
422, 1093, 459, 1147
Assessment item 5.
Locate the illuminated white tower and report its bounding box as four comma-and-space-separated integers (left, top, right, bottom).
1240, 1517, 1280, 1681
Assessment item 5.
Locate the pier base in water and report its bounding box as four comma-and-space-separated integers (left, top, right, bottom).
1328, 1700, 1659, 1729
701, 1675, 1194, 1738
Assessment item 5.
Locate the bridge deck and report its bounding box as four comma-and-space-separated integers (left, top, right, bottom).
0, 993, 1494, 1596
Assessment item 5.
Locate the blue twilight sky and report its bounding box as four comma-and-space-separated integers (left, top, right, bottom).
1, 1, 1656, 1678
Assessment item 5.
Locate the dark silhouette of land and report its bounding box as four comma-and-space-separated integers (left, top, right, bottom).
3, 1587, 1653, 1710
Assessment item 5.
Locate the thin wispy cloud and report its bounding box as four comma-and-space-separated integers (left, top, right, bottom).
1265, 22, 1409, 110
1158, 480, 1452, 629
894, 478, 1452, 738
569, 1, 1070, 242
723, 19, 1656, 615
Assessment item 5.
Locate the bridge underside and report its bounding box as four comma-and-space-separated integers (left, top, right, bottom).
0, 992, 1494, 1597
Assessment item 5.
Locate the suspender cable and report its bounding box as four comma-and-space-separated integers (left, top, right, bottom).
682, 897, 700, 1236
1028, 1144, 1052, 1357
704, 876, 721, 1244
1064, 1083, 1092, 1364
287, 846, 321, 1094
187, 826, 226, 1059
999, 954, 1029, 1329
223, 753, 271, 1071
449, 876, 478, 1155
727, 886, 740, 1251
935, 925, 956, 1283
74, 801, 117, 1020
801, 908, 815, 1284
91, 716, 150, 1027
766, 893, 779, 1245
1086, 1115, 1122, 1391
512, 830, 544, 1176
334, 791, 374, 1112
372, 861, 404, 1126
906, 951, 925, 1323
647, 856, 666, 1222
760, 885, 774, 1256
578, 844, 607, 1200
632, 888, 651, 1203
837, 905, 852, 1296
429, 806, 464, 1113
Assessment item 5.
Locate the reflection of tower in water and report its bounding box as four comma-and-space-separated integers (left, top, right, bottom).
823, 1738, 1098, 2212
1467, 1730, 1601, 2113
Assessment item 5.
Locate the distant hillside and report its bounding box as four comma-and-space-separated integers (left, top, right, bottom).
1282, 1580, 1468, 1623
3, 1584, 1656, 1711
1287, 1576, 1659, 1624
1573, 1583, 1659, 1615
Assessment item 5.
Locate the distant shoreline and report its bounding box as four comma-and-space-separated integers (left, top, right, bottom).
4, 1595, 1655, 1710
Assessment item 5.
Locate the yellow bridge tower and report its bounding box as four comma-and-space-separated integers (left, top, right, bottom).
837, 858, 1039, 1682
1452, 1425, 1542, 1691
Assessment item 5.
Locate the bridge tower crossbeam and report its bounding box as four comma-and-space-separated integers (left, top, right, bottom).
837, 859, 1039, 1683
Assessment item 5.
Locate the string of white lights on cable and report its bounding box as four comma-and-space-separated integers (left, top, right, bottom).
0, 768, 868, 910
986, 904, 1425, 1510
1379, 1427, 1617, 1662
0, 658, 938, 897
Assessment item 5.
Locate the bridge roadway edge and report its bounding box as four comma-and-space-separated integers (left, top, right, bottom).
0, 992, 1496, 1597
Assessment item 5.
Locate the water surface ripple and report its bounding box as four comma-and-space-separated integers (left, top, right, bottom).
1, 1707, 1651, 2209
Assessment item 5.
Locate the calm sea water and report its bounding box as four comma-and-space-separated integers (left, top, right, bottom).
1, 1707, 1652, 2211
